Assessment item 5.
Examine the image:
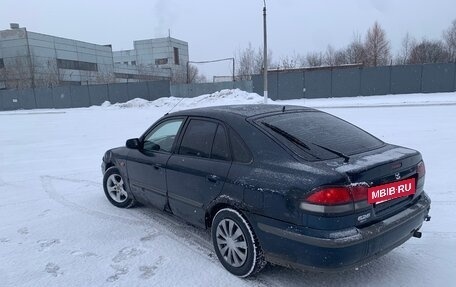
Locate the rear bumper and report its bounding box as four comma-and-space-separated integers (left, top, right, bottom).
250, 192, 431, 271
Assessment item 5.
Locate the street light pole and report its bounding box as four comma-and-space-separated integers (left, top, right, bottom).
263, 0, 268, 104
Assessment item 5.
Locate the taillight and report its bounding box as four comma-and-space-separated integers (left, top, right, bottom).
350, 184, 368, 201
417, 161, 425, 178
306, 187, 352, 205
304, 184, 368, 206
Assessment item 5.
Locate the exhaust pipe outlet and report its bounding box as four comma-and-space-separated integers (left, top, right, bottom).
413, 230, 422, 238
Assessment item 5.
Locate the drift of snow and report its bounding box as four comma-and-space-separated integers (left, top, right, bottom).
1, 89, 455, 287
100, 89, 264, 110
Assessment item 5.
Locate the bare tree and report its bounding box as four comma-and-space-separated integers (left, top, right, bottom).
395, 33, 416, 65
95, 71, 117, 84
2, 56, 70, 89
3, 57, 33, 89
235, 43, 255, 79
319, 45, 348, 66
323, 45, 337, 66
255, 47, 273, 72
169, 68, 185, 83
334, 49, 350, 66
279, 52, 304, 69
408, 39, 449, 64
187, 64, 206, 83
364, 22, 391, 66
305, 52, 324, 67
235, 43, 272, 79
344, 34, 366, 65
34, 59, 60, 88
443, 19, 456, 62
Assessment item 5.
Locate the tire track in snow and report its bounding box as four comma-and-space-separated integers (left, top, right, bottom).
41, 175, 273, 286
41, 176, 146, 227
40, 175, 215, 254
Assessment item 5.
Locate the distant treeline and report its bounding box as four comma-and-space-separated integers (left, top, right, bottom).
235, 20, 456, 79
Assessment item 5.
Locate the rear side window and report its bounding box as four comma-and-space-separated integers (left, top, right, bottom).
259, 111, 383, 159
211, 125, 230, 161
179, 120, 217, 158
229, 129, 252, 163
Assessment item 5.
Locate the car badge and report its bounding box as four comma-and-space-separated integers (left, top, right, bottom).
395, 172, 401, 180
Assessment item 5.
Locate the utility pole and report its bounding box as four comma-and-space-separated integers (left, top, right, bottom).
263, 0, 268, 104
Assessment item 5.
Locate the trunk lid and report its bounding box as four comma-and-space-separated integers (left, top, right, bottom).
331, 144, 425, 226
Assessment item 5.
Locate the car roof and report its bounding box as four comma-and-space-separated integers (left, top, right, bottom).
168, 104, 317, 120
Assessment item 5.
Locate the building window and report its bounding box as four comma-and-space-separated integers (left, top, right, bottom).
155, 58, 168, 65
0, 58, 4, 69
131, 61, 136, 66
174, 47, 179, 65
124, 61, 128, 65
57, 59, 98, 71
59, 80, 82, 86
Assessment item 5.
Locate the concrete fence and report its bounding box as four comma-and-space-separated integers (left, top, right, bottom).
0, 81, 170, 111
252, 63, 456, 100
1, 63, 456, 111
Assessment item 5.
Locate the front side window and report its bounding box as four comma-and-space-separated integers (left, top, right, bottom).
179, 120, 217, 158
143, 119, 183, 153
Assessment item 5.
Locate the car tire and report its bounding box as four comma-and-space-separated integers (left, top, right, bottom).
211, 208, 266, 277
103, 167, 136, 208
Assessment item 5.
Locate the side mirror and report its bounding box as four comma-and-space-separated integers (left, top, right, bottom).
150, 143, 160, 151
126, 138, 140, 149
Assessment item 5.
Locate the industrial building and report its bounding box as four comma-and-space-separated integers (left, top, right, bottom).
113, 37, 189, 83
0, 23, 189, 90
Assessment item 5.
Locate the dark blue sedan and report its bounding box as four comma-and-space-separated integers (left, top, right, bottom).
101, 105, 431, 277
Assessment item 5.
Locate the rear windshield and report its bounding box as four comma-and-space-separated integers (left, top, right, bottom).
258, 111, 383, 160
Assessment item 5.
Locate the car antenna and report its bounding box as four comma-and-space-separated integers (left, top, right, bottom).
282, 106, 285, 112
165, 97, 185, 115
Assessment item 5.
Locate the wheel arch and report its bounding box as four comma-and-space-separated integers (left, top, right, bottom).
105, 162, 115, 171
205, 196, 249, 229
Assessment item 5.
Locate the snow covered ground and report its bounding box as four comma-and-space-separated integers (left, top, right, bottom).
1, 89, 455, 286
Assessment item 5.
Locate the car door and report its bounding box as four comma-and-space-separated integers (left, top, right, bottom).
167, 118, 232, 227
127, 118, 185, 210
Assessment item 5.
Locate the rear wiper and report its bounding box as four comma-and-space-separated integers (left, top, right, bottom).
261, 122, 350, 162
311, 142, 350, 163
261, 122, 311, 151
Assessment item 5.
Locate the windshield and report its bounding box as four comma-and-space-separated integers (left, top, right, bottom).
258, 111, 384, 160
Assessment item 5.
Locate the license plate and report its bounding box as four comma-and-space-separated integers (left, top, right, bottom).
368, 178, 416, 204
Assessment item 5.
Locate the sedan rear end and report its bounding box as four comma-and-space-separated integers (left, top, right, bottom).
248, 109, 431, 271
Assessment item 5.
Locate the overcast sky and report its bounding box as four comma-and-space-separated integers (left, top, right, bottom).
1, 0, 455, 79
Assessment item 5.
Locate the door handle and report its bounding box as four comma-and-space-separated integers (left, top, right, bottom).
206, 174, 219, 183
154, 163, 162, 170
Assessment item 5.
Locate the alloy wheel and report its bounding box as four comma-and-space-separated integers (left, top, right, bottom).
215, 218, 248, 267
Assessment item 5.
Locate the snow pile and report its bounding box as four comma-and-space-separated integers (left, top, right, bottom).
101, 89, 264, 110
181, 89, 262, 108
115, 98, 151, 109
